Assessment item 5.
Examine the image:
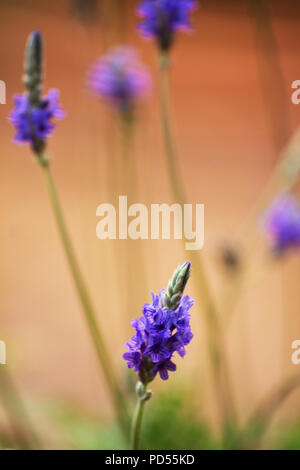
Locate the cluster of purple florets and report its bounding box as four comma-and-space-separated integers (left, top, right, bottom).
137, 0, 196, 50
263, 192, 300, 255
9, 89, 65, 146
124, 291, 194, 381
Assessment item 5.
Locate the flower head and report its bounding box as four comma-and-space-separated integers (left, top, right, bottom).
10, 89, 65, 146
9, 30, 65, 156
88, 46, 150, 116
263, 192, 300, 255
123, 262, 194, 382
137, 0, 197, 51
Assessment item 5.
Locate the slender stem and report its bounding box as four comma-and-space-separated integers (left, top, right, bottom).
234, 374, 300, 449
159, 54, 185, 204
121, 116, 138, 200
120, 116, 147, 316
0, 366, 41, 449
39, 161, 129, 436
248, 0, 291, 158
131, 393, 147, 450
158, 54, 236, 426
249, 373, 300, 430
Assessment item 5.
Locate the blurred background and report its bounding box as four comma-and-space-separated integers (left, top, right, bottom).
1, 0, 300, 449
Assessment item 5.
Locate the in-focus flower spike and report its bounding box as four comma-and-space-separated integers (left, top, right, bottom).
87, 46, 150, 120
124, 261, 193, 384
262, 192, 300, 255
137, 0, 197, 52
9, 30, 65, 159
128, 262, 194, 450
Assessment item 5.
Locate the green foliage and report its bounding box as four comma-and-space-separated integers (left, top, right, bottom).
140, 389, 218, 450
47, 401, 126, 450
37, 393, 300, 450
47, 388, 218, 450
275, 420, 300, 450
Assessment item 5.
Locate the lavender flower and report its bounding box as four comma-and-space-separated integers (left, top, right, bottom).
9, 31, 65, 156
124, 262, 194, 382
137, 0, 197, 51
263, 193, 300, 255
88, 47, 150, 116
10, 90, 64, 146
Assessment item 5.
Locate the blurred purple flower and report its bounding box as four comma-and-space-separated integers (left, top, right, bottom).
88, 47, 150, 114
263, 192, 300, 255
9, 89, 65, 146
137, 0, 197, 51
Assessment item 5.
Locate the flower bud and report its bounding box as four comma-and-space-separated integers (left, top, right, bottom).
23, 30, 42, 107
162, 261, 191, 310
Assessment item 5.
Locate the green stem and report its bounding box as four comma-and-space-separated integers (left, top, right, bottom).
131, 389, 147, 450
159, 54, 185, 204
248, 0, 291, 158
39, 160, 129, 437
234, 374, 300, 449
120, 116, 147, 315
0, 366, 41, 449
158, 54, 236, 427
121, 115, 137, 199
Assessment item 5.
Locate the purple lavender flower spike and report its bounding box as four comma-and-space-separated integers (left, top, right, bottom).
9, 31, 65, 157
137, 0, 197, 51
263, 192, 300, 255
123, 262, 193, 384
88, 46, 150, 117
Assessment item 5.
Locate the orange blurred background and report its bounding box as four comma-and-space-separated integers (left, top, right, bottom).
1, 0, 300, 444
